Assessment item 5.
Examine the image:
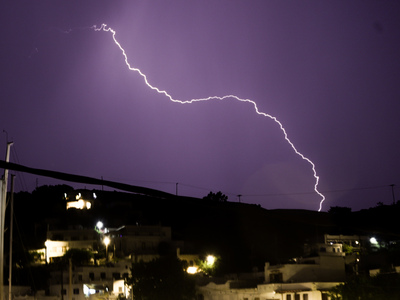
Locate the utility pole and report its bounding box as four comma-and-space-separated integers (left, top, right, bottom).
0, 142, 13, 300
68, 258, 72, 300
8, 175, 15, 300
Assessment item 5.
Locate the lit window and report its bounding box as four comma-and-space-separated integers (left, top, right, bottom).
187, 266, 198, 274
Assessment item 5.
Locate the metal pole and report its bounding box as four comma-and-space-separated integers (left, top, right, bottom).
8, 175, 15, 300
68, 259, 72, 300
0, 142, 13, 300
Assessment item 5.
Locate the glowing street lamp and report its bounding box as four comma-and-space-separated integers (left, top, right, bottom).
104, 236, 110, 260
96, 221, 104, 230
199, 255, 217, 276
206, 255, 216, 267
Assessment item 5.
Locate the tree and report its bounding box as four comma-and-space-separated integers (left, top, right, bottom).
330, 273, 400, 299
125, 256, 195, 300
203, 191, 228, 202
63, 249, 93, 266
196, 255, 219, 276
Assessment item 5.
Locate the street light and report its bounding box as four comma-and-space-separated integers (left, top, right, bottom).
96, 221, 104, 230
206, 255, 216, 267
103, 236, 110, 261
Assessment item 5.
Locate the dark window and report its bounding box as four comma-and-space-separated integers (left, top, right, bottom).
321, 293, 328, 300
53, 234, 63, 240
89, 272, 94, 280
78, 274, 83, 282
270, 273, 283, 283
73, 289, 79, 295
286, 295, 291, 300
303, 294, 308, 300
62, 289, 67, 295
100, 272, 106, 279
112, 272, 121, 279
295, 294, 300, 300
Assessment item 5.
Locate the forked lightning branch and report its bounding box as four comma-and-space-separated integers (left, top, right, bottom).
93, 24, 326, 211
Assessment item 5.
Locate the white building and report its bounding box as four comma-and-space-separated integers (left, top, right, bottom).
47, 259, 131, 300
265, 244, 345, 284
197, 243, 345, 300
197, 281, 342, 300
45, 228, 99, 263
111, 225, 172, 258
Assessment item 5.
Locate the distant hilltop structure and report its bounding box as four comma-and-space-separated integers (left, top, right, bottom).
65, 190, 97, 210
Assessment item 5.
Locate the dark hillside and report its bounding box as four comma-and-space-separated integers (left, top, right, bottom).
84, 190, 338, 271
11, 185, 400, 273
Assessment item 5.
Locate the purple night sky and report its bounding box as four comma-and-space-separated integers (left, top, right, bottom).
1, 1, 400, 211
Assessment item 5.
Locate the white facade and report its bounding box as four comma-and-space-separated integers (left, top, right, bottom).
265, 255, 345, 284
197, 241, 345, 300
45, 239, 98, 263
197, 281, 341, 300
324, 234, 368, 252
47, 260, 131, 300
112, 225, 171, 257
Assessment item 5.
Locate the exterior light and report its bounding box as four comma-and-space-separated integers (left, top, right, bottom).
206, 255, 216, 266
77, 199, 85, 209
96, 221, 104, 230
187, 266, 198, 274
104, 236, 110, 261
370, 237, 378, 245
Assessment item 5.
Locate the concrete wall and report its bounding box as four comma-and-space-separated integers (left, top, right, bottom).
265, 255, 345, 283
197, 281, 341, 300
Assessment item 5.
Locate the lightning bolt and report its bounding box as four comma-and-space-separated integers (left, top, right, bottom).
93, 24, 326, 211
